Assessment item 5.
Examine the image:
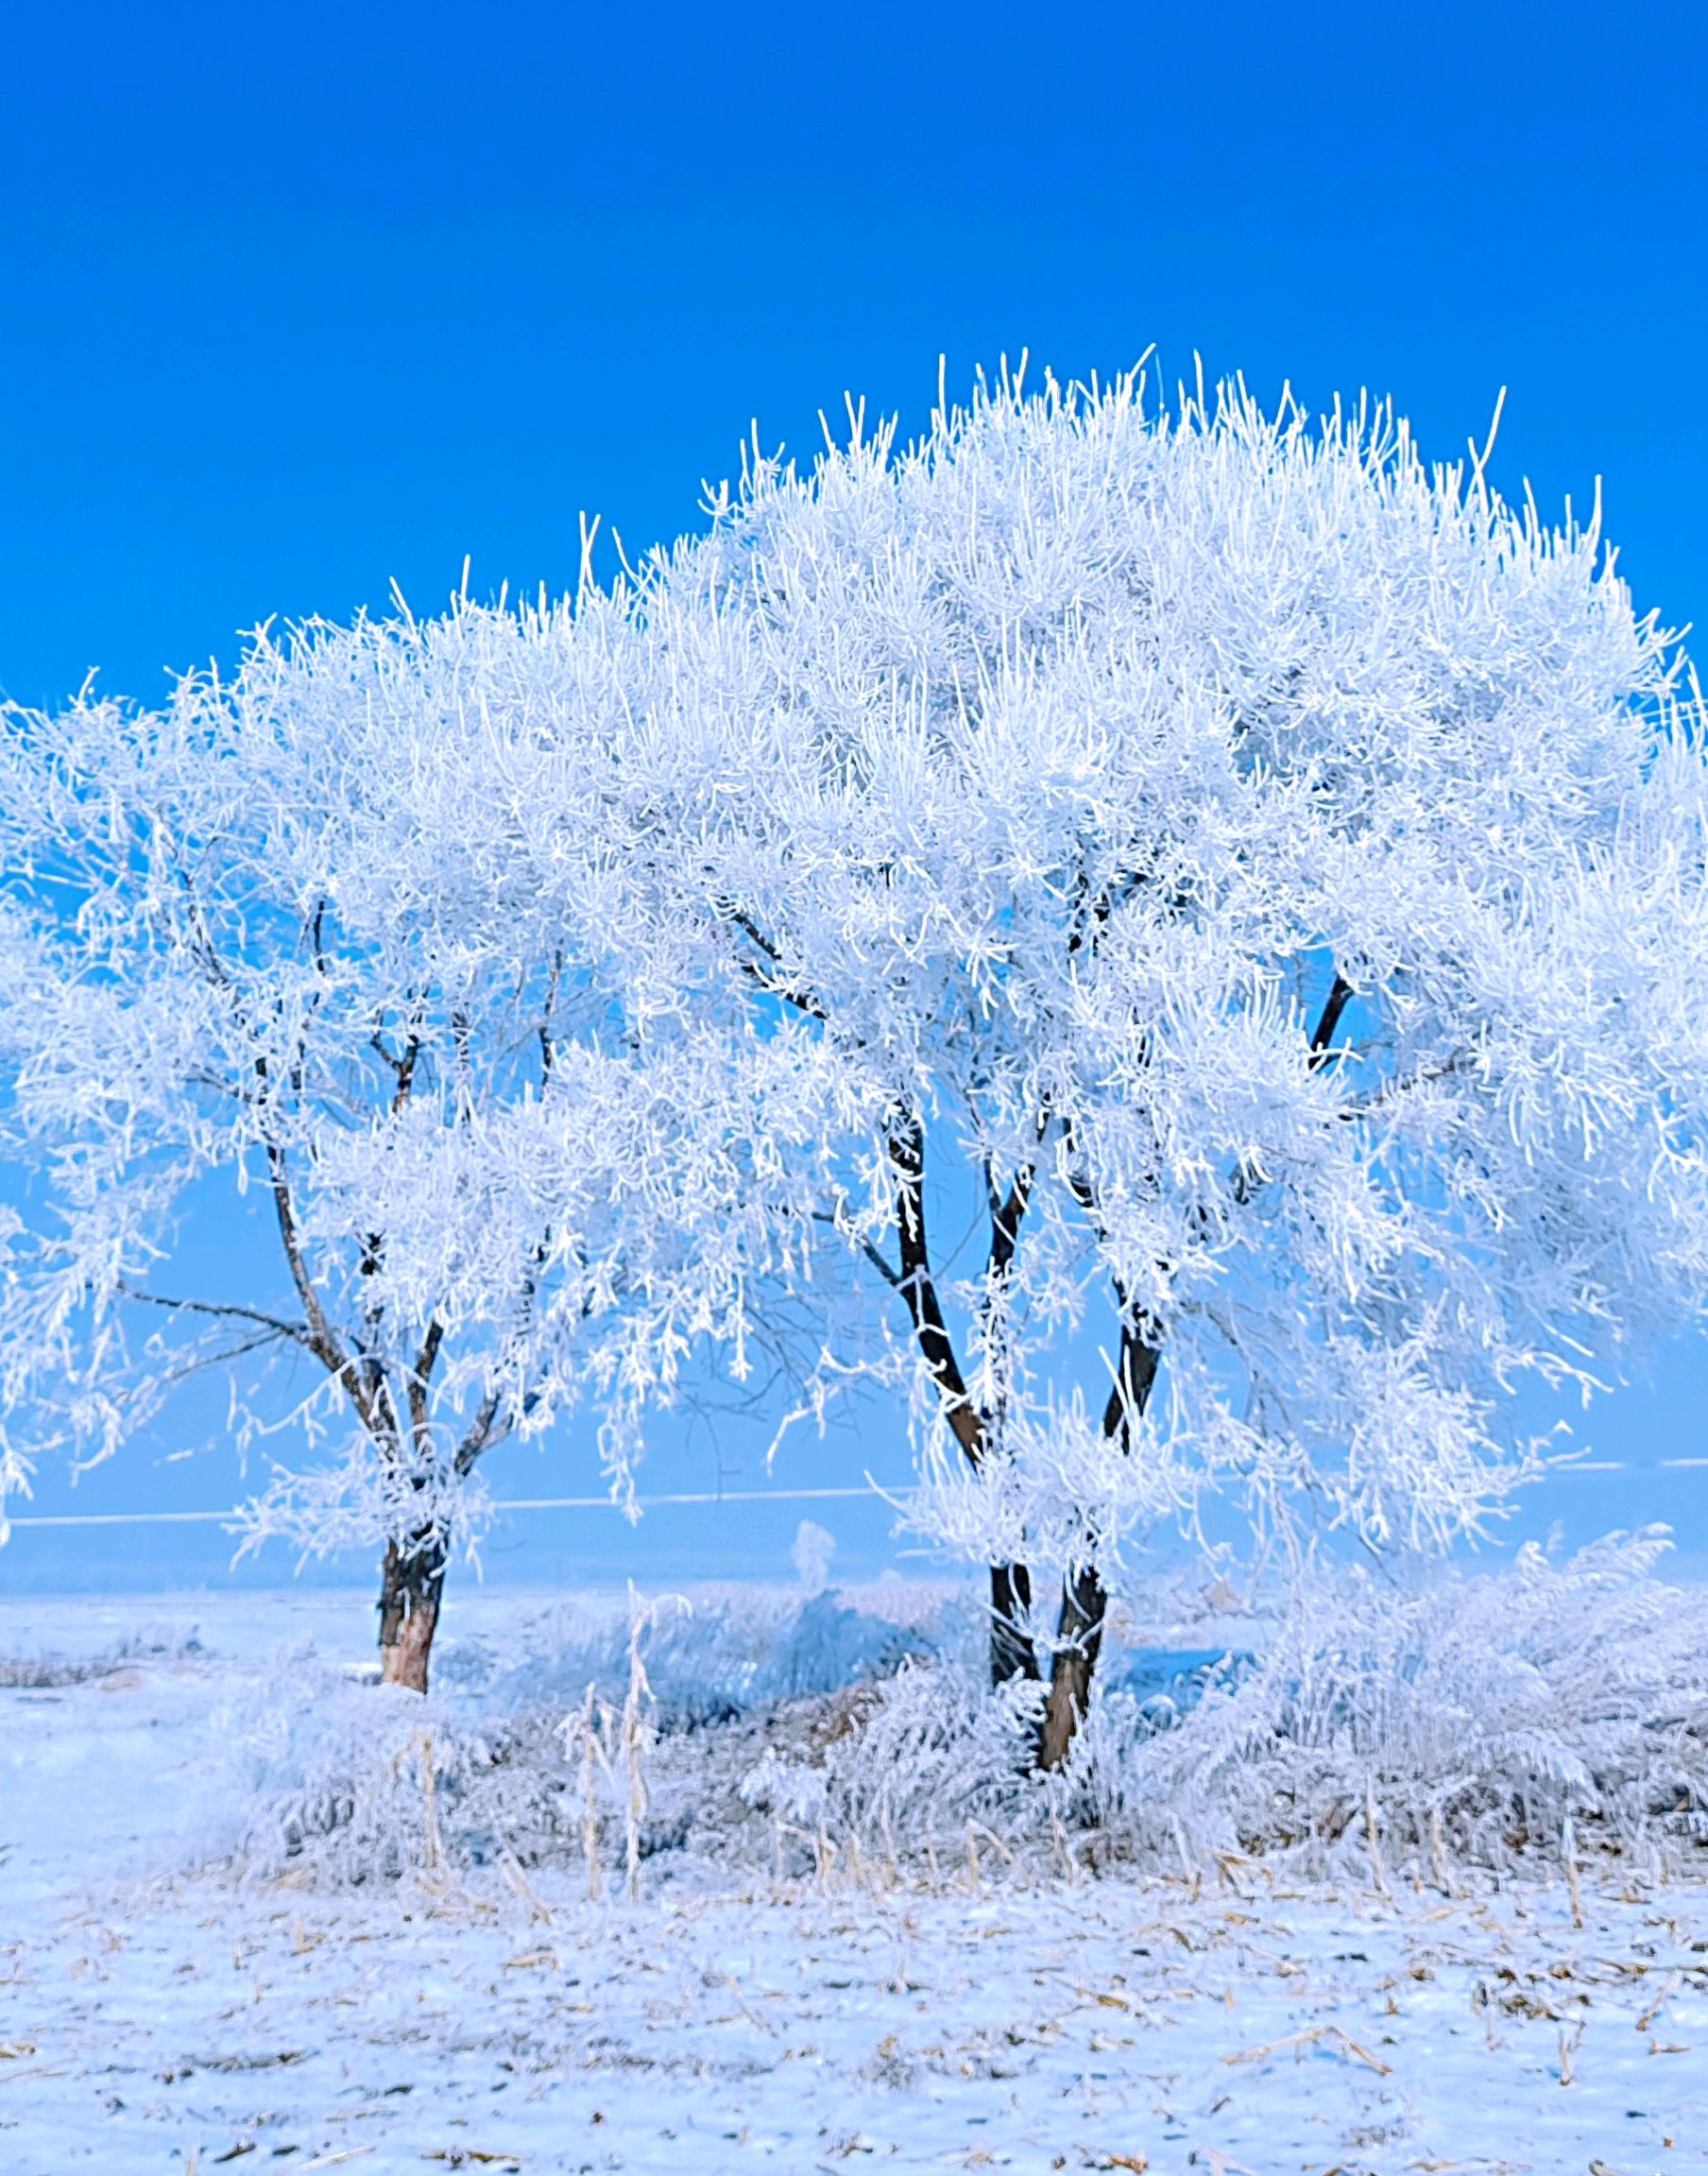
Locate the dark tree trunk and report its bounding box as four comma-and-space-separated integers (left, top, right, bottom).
377, 1530, 449, 1691
989, 1562, 1040, 1686
1038, 1319, 1160, 1772
885, 1120, 1043, 1688
1033, 972, 1346, 1771
1039, 1562, 1107, 1769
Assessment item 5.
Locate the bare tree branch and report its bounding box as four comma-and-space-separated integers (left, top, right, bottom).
116, 1279, 312, 1348
724, 904, 830, 1020
1309, 971, 1354, 1064
888, 1119, 983, 1465
152, 1325, 302, 1387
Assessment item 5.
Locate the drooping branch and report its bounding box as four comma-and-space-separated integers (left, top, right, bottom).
153, 1324, 301, 1383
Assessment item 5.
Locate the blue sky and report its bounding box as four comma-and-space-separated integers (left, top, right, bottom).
4, 0, 1706, 1589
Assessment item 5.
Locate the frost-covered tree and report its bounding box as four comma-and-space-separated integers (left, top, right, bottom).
0, 601, 845, 1688
9, 364, 1706, 1765
573, 368, 1708, 1764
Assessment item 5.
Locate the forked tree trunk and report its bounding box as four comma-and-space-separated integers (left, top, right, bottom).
377, 1530, 450, 1691
1033, 985, 1348, 1769
883, 1122, 1045, 1690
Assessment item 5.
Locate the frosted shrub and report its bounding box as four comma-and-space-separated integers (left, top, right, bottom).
213, 1585, 949, 1890
728, 1536, 1706, 1884
214, 1651, 577, 1888
1075, 1530, 1708, 1876
740, 1657, 1047, 1861
466, 1584, 940, 1724
206, 1545, 1705, 1894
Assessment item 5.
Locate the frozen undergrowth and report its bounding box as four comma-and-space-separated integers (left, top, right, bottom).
211, 1533, 1708, 1897
0, 1622, 206, 1688
1088, 1528, 1708, 1877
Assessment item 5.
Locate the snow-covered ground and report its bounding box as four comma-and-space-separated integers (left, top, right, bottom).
4, 1590, 1706, 2173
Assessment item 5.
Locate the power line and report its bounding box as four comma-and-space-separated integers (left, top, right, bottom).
1552, 1458, 1708, 1472
3, 1464, 1702, 1534
2, 1484, 894, 1532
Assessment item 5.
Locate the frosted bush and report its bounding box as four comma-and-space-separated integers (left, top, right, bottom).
209, 1648, 576, 1887
205, 1544, 1708, 1893
209, 1585, 948, 1888
1093, 1528, 1708, 1876
0, 1620, 206, 1688
728, 1534, 1708, 1880
469, 1584, 942, 1723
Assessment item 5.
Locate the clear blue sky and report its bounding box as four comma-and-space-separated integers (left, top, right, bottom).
4, 0, 1706, 1588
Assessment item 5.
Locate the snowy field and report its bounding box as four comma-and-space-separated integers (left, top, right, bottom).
4, 1588, 1707, 2175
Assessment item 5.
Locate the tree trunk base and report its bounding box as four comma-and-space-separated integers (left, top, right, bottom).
1040, 1563, 1106, 1771
377, 1533, 448, 1692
